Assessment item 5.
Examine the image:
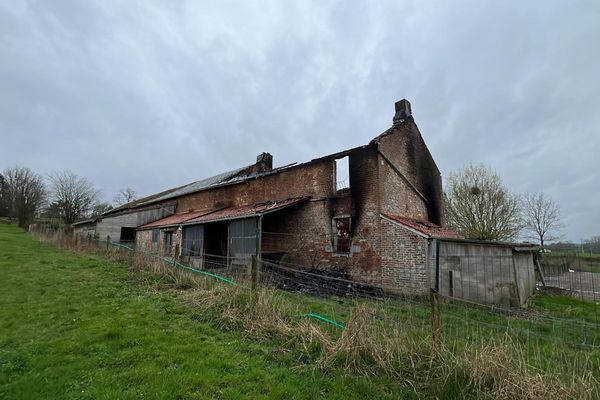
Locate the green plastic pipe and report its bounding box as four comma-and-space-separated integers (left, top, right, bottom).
173, 261, 234, 284
303, 312, 345, 330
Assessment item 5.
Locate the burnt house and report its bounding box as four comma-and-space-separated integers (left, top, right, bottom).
77, 99, 536, 302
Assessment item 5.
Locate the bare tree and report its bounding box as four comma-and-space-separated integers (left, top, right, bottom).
1, 166, 47, 227
444, 163, 522, 241
585, 235, 600, 253
0, 173, 8, 217
91, 202, 113, 217
523, 192, 563, 246
113, 188, 138, 206
48, 170, 100, 225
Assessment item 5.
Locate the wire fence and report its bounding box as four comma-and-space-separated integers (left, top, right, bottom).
30, 225, 600, 389
538, 253, 600, 302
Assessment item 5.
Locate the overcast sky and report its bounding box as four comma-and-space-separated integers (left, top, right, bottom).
1, 1, 599, 242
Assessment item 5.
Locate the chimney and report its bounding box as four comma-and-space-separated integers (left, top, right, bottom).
392, 99, 412, 125
256, 152, 273, 171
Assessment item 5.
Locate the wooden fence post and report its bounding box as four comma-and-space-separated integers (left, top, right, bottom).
106, 235, 110, 250
431, 239, 441, 352
431, 288, 440, 352
251, 255, 258, 290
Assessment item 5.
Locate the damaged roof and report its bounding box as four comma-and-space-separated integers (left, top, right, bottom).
382, 213, 462, 239
138, 208, 217, 229
186, 196, 309, 225
135, 166, 249, 207
104, 103, 414, 216
140, 196, 309, 229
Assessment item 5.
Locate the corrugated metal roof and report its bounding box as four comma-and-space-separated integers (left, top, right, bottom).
382, 213, 462, 239
185, 196, 309, 225
135, 166, 249, 207
139, 209, 216, 229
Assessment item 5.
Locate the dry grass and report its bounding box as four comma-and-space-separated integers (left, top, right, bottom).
31, 228, 599, 399
462, 341, 597, 400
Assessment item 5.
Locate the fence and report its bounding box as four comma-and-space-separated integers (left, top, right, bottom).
538, 253, 600, 302
31, 226, 600, 392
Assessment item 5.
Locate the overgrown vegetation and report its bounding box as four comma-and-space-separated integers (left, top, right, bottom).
2, 224, 598, 399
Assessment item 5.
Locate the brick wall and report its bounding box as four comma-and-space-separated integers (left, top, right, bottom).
127, 124, 442, 290
347, 149, 383, 284
377, 118, 443, 224
380, 216, 429, 294
176, 161, 335, 212
378, 153, 428, 220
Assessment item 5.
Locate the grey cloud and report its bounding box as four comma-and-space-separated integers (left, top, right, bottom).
1, 0, 599, 241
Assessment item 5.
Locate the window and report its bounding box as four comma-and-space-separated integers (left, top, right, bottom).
120, 227, 135, 242
151, 229, 159, 253
182, 225, 204, 257
229, 218, 257, 256
163, 231, 173, 256
333, 217, 351, 253
335, 156, 350, 191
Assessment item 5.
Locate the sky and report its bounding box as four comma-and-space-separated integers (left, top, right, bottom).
1, 1, 599, 242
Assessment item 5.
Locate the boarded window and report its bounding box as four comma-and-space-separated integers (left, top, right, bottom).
163, 231, 173, 256
229, 218, 258, 256
333, 217, 351, 253
182, 225, 204, 257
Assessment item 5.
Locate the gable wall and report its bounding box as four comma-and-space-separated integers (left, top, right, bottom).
377, 119, 443, 224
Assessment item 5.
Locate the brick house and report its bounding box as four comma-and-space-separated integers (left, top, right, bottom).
75, 99, 535, 301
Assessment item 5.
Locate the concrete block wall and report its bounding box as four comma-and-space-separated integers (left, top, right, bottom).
429, 240, 536, 306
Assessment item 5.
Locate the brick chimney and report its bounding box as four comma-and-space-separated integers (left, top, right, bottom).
392, 99, 412, 125
256, 152, 273, 172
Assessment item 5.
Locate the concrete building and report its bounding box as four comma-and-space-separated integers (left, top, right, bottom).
74, 99, 536, 305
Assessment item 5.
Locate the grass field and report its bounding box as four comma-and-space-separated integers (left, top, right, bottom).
0, 224, 414, 399
1, 224, 598, 399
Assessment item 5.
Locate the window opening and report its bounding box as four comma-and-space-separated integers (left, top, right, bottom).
119, 227, 135, 243
335, 156, 350, 191
151, 229, 159, 253
333, 216, 351, 253
163, 231, 173, 256
182, 225, 204, 257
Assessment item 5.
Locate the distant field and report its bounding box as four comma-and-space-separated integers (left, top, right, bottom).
542, 252, 600, 274
1, 224, 598, 399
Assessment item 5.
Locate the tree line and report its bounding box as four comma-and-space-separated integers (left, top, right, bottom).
0, 166, 138, 228
443, 163, 566, 246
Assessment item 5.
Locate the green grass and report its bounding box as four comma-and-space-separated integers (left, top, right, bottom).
0, 224, 414, 399
531, 294, 599, 323
542, 253, 600, 273
2, 223, 598, 399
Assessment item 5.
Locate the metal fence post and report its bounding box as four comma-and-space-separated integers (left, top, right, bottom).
106, 235, 110, 250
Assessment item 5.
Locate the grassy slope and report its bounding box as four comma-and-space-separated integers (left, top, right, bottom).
0, 224, 413, 400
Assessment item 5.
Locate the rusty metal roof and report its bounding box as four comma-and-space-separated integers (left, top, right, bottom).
139, 209, 216, 229
382, 213, 462, 239
185, 196, 310, 225
138, 197, 309, 229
